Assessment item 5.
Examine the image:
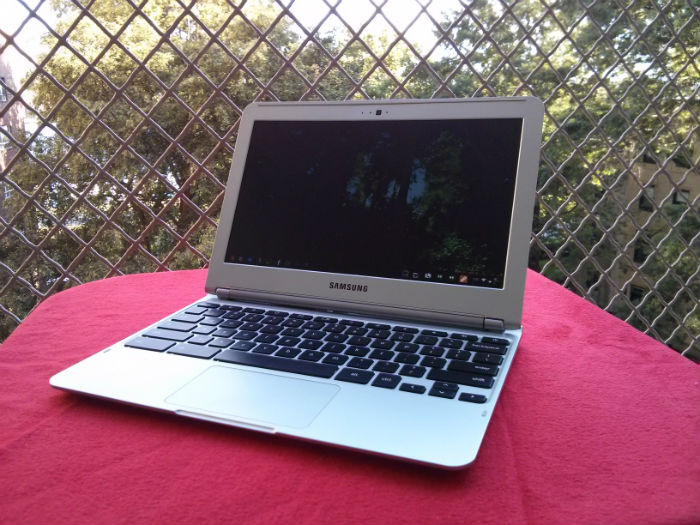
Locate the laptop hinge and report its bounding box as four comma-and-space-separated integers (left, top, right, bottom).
484, 317, 505, 332
217, 287, 507, 332
216, 287, 236, 300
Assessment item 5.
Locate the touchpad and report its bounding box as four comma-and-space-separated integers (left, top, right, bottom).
166, 365, 339, 429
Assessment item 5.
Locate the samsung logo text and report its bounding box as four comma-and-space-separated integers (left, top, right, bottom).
329, 282, 368, 293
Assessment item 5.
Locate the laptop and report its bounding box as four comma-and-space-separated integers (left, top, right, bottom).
50, 97, 544, 469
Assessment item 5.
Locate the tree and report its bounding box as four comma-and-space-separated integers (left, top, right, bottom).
1, 0, 698, 358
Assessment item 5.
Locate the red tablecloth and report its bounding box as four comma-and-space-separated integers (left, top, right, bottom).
1, 269, 698, 524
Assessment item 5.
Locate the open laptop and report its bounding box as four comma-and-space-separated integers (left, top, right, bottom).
51, 97, 544, 469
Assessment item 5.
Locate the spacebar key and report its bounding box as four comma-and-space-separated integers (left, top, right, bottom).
215, 350, 338, 379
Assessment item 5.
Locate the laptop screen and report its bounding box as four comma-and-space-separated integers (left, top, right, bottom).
224, 117, 522, 290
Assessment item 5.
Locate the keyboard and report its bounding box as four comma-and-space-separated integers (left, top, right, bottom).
124, 301, 511, 403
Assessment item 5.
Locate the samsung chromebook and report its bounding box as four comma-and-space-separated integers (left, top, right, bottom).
51, 97, 544, 468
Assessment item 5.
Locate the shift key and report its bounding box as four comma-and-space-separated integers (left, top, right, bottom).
448, 360, 499, 376
427, 369, 495, 389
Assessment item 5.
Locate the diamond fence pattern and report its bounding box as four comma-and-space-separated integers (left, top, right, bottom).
1, 0, 698, 361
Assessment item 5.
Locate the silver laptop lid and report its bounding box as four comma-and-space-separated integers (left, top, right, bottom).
207, 98, 544, 330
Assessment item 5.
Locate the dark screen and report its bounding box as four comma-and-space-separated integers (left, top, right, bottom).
225, 118, 522, 289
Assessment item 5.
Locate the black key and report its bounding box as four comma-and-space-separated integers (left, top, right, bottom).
335, 368, 374, 384
426, 369, 495, 389
302, 321, 325, 330
347, 335, 371, 346
299, 350, 324, 362
230, 340, 256, 351
275, 347, 301, 358
371, 373, 401, 389
252, 344, 278, 355
368, 329, 390, 339
323, 324, 346, 334
439, 338, 463, 349
219, 320, 244, 329
199, 317, 223, 327
415, 335, 438, 345
369, 349, 394, 361
399, 383, 426, 394
315, 316, 338, 324
302, 330, 325, 340
320, 342, 346, 353
472, 353, 504, 365
450, 333, 478, 341
191, 325, 216, 335
346, 328, 369, 337
429, 385, 457, 399
421, 329, 447, 337
421, 356, 446, 368
390, 332, 414, 342
220, 305, 242, 311
278, 336, 301, 346
340, 319, 363, 327
392, 326, 419, 334
265, 310, 289, 317
197, 301, 220, 308
370, 339, 394, 350
212, 328, 236, 338
281, 319, 304, 328
168, 343, 220, 359
420, 346, 444, 357
171, 313, 203, 324
459, 393, 488, 403
366, 323, 390, 330
347, 357, 373, 369
395, 352, 419, 364
481, 337, 509, 346
260, 325, 283, 334
143, 328, 192, 342
446, 349, 471, 361
399, 365, 426, 378
395, 342, 419, 353
232, 331, 257, 341
202, 308, 226, 317
222, 311, 245, 320
254, 333, 279, 344
448, 360, 499, 376
241, 322, 263, 331
125, 336, 173, 352
281, 328, 304, 337
290, 313, 312, 320
467, 341, 508, 355
209, 337, 233, 348
299, 339, 323, 350
324, 332, 348, 343
184, 307, 207, 316
346, 346, 370, 357
262, 316, 284, 325
323, 354, 349, 365
158, 321, 194, 332
188, 335, 213, 345
373, 361, 400, 373
243, 307, 265, 314
434, 381, 459, 391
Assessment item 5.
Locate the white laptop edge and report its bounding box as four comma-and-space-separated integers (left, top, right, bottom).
206, 97, 544, 330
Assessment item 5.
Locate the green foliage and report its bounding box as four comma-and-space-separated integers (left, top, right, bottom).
1, 0, 698, 360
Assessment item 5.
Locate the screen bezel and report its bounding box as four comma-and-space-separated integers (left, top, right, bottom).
206, 98, 544, 329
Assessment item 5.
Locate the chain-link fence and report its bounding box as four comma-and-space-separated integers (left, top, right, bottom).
1, 0, 698, 361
